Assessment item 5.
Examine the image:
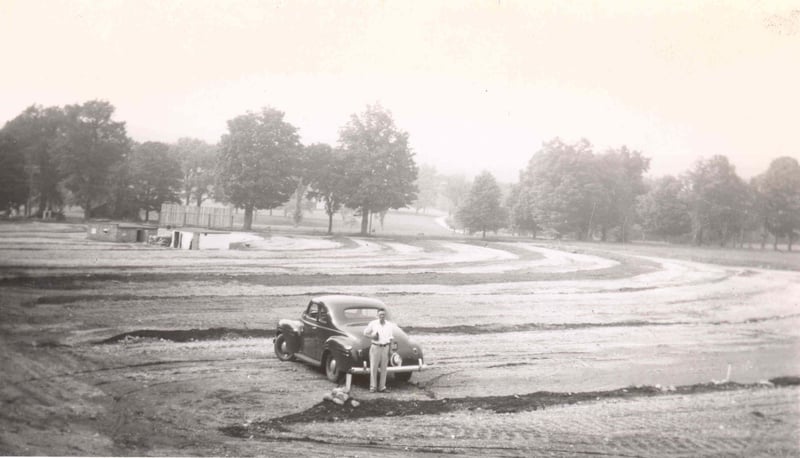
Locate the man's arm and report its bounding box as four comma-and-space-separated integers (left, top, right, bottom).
363, 321, 374, 337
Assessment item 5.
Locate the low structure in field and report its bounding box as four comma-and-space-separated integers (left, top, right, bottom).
158, 227, 235, 250
86, 221, 158, 243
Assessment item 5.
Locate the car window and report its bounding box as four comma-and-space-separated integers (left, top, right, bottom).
341, 307, 383, 324
305, 302, 318, 320
318, 305, 330, 324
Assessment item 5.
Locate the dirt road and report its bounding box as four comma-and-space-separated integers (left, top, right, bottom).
1, 221, 798, 456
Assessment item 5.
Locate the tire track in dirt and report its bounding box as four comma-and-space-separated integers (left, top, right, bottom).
0, 238, 629, 281
406, 313, 800, 334
13, 358, 239, 384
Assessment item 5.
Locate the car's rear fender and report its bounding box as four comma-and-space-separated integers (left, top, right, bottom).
276, 319, 303, 354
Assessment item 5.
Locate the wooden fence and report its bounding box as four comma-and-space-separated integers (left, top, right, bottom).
159, 204, 234, 229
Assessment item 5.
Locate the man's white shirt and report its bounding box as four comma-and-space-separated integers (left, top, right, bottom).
363, 319, 395, 344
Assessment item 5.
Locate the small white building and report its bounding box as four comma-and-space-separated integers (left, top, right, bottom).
158, 228, 235, 250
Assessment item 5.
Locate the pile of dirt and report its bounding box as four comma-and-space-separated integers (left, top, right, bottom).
221, 376, 800, 438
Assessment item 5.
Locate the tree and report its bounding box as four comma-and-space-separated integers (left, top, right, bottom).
289, 143, 327, 227
338, 104, 418, 235
506, 180, 538, 237
216, 107, 301, 230
103, 153, 139, 220
171, 138, 217, 207
591, 146, 650, 241
0, 132, 28, 214
129, 142, 183, 221
2, 105, 66, 217
441, 174, 470, 216
752, 156, 800, 250
456, 171, 506, 238
637, 175, 691, 240
58, 100, 130, 219
306, 143, 348, 234
684, 155, 750, 246
412, 164, 440, 213
518, 138, 597, 239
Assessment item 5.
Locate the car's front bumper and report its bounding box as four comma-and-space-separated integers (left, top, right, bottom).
347, 358, 427, 374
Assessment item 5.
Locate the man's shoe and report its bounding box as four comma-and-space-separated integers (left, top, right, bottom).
378, 387, 389, 393
369, 388, 376, 393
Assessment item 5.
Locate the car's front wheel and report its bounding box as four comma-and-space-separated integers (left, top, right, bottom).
394, 371, 412, 382
274, 334, 294, 361
324, 352, 343, 383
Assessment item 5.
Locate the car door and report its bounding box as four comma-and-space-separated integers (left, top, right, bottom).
314, 304, 335, 357
301, 302, 321, 361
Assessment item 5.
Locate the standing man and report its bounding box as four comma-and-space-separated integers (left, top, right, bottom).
363, 308, 395, 393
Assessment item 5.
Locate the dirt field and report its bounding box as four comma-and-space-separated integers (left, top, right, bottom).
1, 220, 799, 456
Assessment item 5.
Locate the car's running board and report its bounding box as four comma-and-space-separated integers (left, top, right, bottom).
294, 353, 321, 366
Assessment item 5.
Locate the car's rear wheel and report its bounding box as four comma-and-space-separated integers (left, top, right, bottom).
394, 371, 412, 382
324, 352, 343, 383
274, 334, 294, 361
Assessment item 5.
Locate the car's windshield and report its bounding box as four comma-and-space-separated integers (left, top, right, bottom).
339, 307, 385, 325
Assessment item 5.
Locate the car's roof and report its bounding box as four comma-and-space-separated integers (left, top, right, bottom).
312, 295, 387, 311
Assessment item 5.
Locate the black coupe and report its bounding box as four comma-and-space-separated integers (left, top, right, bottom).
273, 295, 427, 386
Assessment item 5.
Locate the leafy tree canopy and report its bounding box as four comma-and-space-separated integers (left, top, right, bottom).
305, 143, 348, 234
456, 171, 506, 238
0, 132, 28, 213
519, 138, 597, 239
506, 181, 538, 237
441, 174, 471, 217
684, 155, 750, 245
216, 107, 301, 229
171, 138, 217, 207
637, 175, 691, 239
338, 104, 418, 234
591, 146, 650, 241
752, 156, 800, 249
59, 100, 130, 219
412, 164, 441, 213
2, 105, 66, 216
130, 141, 183, 221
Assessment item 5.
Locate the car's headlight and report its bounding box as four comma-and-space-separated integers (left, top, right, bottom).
390, 352, 402, 367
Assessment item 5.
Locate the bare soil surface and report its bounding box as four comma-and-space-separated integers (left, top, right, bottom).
1, 220, 799, 456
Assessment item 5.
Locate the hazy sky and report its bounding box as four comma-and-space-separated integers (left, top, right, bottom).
2, 0, 799, 182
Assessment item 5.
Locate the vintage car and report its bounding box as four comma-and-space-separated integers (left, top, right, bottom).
273, 295, 426, 385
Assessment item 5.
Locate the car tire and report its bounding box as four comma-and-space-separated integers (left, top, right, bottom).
274, 334, 295, 361
324, 352, 343, 383
393, 371, 412, 382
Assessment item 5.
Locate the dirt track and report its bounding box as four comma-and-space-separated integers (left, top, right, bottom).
1, 221, 799, 456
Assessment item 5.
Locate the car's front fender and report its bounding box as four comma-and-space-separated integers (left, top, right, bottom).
323, 335, 357, 372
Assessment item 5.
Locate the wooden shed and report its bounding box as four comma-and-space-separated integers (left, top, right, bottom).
87, 221, 158, 243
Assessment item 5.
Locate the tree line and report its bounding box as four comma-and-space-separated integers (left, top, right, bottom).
0, 101, 418, 235
2, 100, 798, 248
447, 138, 800, 250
